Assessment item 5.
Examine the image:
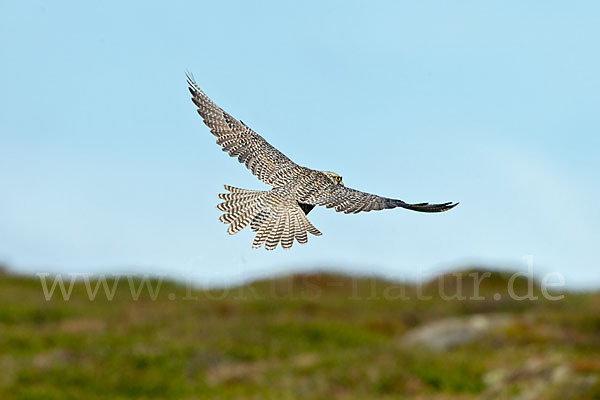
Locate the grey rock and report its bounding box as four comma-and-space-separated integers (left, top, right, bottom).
401, 313, 513, 351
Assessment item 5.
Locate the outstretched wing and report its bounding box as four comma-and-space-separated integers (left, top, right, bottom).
187, 74, 309, 187
307, 184, 458, 214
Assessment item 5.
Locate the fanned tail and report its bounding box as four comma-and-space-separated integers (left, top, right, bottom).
216, 185, 322, 250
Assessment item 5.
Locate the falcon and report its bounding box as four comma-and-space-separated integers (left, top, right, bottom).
187, 74, 458, 250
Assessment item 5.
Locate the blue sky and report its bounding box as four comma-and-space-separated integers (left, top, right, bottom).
1, 1, 599, 287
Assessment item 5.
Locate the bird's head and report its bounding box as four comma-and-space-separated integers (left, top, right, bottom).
322, 171, 344, 186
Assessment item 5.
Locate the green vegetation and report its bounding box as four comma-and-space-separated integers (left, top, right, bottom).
0, 267, 598, 399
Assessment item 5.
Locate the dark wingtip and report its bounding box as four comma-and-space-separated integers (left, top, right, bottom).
185, 70, 195, 82
446, 202, 459, 211
185, 71, 199, 94
402, 201, 459, 213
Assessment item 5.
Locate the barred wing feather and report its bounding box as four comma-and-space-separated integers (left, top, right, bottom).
187, 75, 309, 187
308, 185, 458, 214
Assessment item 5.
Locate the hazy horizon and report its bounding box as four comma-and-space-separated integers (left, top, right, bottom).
1, 1, 599, 288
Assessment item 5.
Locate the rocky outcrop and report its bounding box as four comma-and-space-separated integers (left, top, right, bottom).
401, 313, 513, 351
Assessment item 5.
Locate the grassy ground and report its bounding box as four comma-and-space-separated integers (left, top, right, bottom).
0, 267, 599, 399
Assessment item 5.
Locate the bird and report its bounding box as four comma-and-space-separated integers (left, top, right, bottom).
187, 74, 458, 250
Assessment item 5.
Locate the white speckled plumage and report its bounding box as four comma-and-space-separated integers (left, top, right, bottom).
187, 74, 457, 250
